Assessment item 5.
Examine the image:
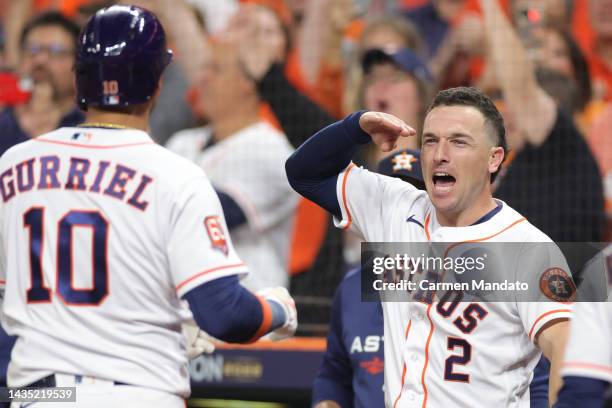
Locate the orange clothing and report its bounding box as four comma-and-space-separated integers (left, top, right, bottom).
34, 0, 91, 16
571, 0, 594, 52
239, 0, 293, 28
288, 199, 330, 275
284, 48, 344, 118
589, 52, 612, 102
586, 103, 612, 211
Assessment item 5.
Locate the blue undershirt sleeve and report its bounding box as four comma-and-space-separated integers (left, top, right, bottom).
285, 111, 371, 218
182, 276, 285, 343
553, 376, 608, 408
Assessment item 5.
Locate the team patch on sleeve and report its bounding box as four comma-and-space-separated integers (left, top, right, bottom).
539, 267, 576, 302
204, 216, 228, 256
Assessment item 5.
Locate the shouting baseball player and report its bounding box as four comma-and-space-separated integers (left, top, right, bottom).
0, 6, 296, 407
287, 87, 572, 407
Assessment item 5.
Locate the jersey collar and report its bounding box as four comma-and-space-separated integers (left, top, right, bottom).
426, 200, 508, 241
35, 126, 154, 148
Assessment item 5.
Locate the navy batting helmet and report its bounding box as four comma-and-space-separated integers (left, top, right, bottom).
75, 5, 172, 110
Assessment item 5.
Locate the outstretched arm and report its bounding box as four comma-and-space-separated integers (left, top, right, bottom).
480, 0, 556, 147
285, 111, 415, 217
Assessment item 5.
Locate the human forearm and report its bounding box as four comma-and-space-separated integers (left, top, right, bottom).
480, 0, 555, 145
539, 321, 570, 406
480, 0, 536, 100
183, 276, 292, 344
298, 0, 327, 86
285, 112, 370, 216
4, 0, 33, 69
156, 0, 208, 85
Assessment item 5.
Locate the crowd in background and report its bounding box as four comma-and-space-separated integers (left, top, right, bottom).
0, 0, 609, 371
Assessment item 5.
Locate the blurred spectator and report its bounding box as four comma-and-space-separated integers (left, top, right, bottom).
118, 0, 202, 144
344, 15, 426, 115
287, 0, 351, 117
588, 0, 612, 101
510, 0, 574, 31
587, 103, 612, 240
358, 14, 425, 52
237, 11, 433, 319
480, 0, 604, 242
403, 0, 468, 58
360, 47, 433, 163
0, 11, 84, 155
236, 4, 331, 147
189, 0, 239, 34
166, 40, 298, 291
430, 0, 576, 90
532, 27, 592, 116
236, 5, 346, 325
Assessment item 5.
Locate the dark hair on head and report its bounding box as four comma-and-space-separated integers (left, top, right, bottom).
558, 29, 591, 112
426, 87, 508, 183
536, 66, 580, 114
19, 11, 81, 51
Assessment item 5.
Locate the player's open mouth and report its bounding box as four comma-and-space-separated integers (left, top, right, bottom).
432, 172, 456, 192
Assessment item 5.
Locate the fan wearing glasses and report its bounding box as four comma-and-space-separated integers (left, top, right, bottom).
0, 11, 84, 156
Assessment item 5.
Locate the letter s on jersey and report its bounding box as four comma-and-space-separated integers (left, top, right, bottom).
350, 336, 383, 353
204, 216, 228, 256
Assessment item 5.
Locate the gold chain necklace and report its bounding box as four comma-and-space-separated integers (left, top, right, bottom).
77, 122, 130, 129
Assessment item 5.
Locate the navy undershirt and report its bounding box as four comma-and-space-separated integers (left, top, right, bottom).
182, 276, 285, 343
553, 376, 608, 408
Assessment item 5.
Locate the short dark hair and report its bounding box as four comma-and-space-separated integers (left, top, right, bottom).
559, 29, 591, 112
19, 11, 81, 51
426, 87, 508, 183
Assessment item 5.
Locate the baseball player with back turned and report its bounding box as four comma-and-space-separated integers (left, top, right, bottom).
0, 5, 296, 408
287, 87, 573, 407
555, 245, 612, 408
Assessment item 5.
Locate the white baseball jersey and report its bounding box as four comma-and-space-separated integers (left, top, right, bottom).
0, 127, 248, 397
334, 164, 573, 408
561, 245, 612, 384
166, 121, 298, 291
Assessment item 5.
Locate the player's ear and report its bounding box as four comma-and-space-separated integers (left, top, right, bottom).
488, 146, 504, 175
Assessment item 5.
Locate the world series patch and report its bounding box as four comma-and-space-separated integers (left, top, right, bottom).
204, 215, 228, 256
539, 268, 576, 302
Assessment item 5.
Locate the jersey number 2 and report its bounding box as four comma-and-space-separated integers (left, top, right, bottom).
444, 337, 471, 382
24, 208, 109, 305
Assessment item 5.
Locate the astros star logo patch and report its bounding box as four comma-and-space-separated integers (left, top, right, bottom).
539, 267, 576, 302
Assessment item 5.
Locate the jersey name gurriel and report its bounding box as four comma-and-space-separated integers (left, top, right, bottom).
0, 155, 153, 211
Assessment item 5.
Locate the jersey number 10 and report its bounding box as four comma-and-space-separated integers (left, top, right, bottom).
23, 207, 109, 305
